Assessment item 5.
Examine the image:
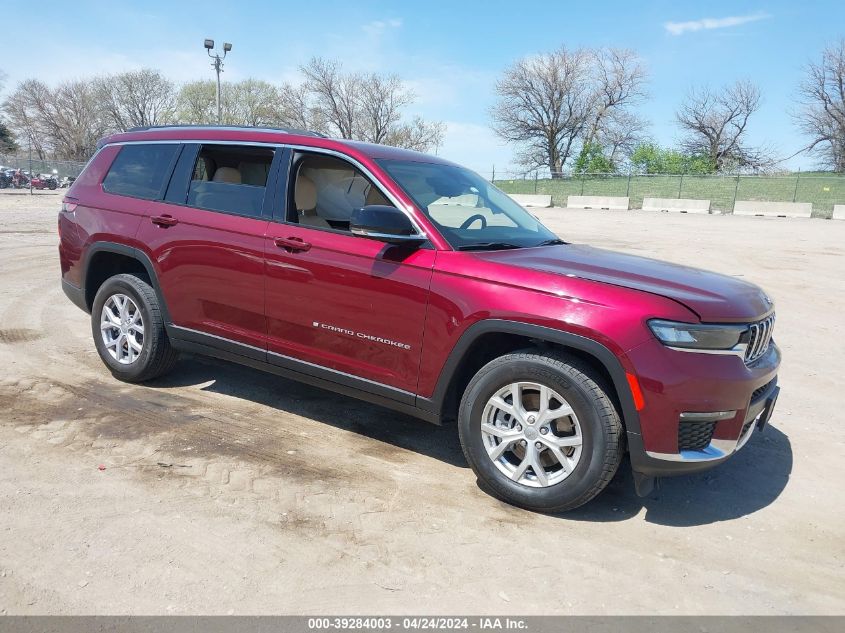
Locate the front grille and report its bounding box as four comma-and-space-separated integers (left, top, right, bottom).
751, 379, 776, 403
678, 420, 717, 451
744, 314, 775, 364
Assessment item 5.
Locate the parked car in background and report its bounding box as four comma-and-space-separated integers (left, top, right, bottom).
57, 125, 781, 512
59, 176, 77, 188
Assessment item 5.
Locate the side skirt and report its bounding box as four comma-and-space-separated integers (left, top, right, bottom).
167, 326, 440, 425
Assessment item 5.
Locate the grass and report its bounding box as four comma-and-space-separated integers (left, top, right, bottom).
495, 173, 845, 218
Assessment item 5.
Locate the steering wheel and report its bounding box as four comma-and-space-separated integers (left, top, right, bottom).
460, 214, 488, 230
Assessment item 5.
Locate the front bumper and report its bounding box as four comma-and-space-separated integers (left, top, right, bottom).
624, 337, 780, 478
61, 279, 89, 314
636, 381, 778, 476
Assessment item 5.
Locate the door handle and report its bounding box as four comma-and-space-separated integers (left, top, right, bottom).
274, 236, 311, 253
151, 215, 178, 228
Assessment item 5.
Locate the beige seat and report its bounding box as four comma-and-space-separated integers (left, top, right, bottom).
365, 185, 390, 206
295, 174, 331, 229
212, 166, 241, 184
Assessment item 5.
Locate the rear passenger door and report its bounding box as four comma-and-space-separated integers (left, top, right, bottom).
135, 142, 284, 352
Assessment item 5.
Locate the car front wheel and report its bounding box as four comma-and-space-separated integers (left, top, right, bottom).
458, 351, 624, 512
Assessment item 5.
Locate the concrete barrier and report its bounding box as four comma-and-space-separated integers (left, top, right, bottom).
642, 197, 711, 214
508, 194, 552, 208
567, 195, 629, 210
833, 204, 845, 220
733, 201, 812, 218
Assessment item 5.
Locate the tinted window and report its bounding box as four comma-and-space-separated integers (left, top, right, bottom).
102, 144, 179, 200
186, 145, 274, 218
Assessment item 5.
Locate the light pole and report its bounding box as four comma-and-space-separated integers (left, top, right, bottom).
204, 39, 232, 124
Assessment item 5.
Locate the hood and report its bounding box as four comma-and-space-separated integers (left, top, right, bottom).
476, 244, 773, 321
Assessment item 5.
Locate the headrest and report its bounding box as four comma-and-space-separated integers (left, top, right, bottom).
239, 161, 267, 186
212, 166, 241, 184
295, 174, 317, 210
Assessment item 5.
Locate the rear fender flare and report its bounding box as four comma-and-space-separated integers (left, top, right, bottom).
81, 241, 170, 323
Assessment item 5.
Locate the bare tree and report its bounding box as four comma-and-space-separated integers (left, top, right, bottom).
491, 47, 593, 176
384, 117, 445, 153
301, 58, 360, 139
356, 73, 414, 144
276, 82, 323, 132
2, 80, 48, 158
596, 109, 649, 164
95, 69, 177, 131
491, 46, 647, 176
2, 79, 107, 160
676, 80, 772, 171
299, 57, 443, 152
795, 39, 845, 172
584, 48, 648, 148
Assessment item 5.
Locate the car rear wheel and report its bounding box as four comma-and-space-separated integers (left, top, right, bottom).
458, 351, 624, 512
91, 273, 178, 382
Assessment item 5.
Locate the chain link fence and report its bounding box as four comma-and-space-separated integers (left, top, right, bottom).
488, 171, 845, 217
0, 154, 88, 180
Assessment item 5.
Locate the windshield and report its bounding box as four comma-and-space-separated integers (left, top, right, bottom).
377, 159, 559, 249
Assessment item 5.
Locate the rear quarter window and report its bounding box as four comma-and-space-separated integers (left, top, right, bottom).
102, 144, 179, 200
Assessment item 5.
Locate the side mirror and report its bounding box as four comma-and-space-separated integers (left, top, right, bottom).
350, 205, 426, 245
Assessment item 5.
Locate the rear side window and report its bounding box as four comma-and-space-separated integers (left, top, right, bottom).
186, 145, 275, 218
102, 144, 179, 200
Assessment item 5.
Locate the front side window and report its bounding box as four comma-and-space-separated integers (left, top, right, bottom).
102, 143, 179, 200
187, 144, 274, 217
377, 159, 558, 249
289, 153, 392, 232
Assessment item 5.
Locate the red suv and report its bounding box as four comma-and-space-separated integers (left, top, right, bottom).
58, 126, 780, 511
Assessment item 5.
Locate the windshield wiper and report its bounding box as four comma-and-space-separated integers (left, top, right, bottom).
535, 238, 567, 247
456, 242, 524, 251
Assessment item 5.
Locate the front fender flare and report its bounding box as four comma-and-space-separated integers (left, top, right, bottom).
417, 319, 643, 440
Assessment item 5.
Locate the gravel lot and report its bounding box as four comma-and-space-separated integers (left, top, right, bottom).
0, 191, 843, 615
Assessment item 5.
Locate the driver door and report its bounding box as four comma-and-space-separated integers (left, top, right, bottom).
262, 150, 436, 395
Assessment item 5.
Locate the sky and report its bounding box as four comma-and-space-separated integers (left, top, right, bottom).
3, 0, 844, 174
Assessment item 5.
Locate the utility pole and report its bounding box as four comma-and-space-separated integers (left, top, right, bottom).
204, 39, 232, 124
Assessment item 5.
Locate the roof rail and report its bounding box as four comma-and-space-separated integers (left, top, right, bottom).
124, 124, 325, 138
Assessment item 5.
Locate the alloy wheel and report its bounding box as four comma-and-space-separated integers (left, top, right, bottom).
100, 293, 144, 364
480, 381, 583, 487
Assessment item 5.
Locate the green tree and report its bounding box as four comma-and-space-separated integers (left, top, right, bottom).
574, 142, 615, 173
0, 121, 18, 152
630, 142, 715, 174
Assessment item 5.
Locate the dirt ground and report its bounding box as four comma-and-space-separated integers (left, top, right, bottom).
0, 191, 843, 615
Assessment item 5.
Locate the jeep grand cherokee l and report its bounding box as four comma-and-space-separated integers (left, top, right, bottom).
58, 125, 781, 512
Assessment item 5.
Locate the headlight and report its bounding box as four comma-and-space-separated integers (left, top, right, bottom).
648, 319, 746, 350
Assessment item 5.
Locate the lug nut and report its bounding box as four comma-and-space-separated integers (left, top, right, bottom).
520, 439, 527, 447
535, 441, 543, 450
540, 427, 549, 435
516, 424, 522, 432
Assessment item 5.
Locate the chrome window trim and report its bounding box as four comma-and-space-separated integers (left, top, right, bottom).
102, 139, 429, 240
285, 144, 428, 238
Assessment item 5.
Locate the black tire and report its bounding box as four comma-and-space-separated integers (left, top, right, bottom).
91, 273, 178, 382
458, 350, 624, 513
